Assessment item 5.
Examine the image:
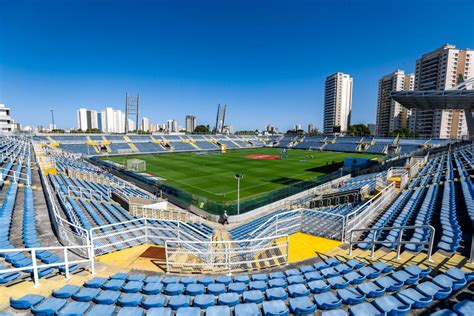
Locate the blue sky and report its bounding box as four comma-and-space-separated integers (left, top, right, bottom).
1, 0, 473, 131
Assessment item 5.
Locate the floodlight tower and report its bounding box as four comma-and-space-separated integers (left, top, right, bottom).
125, 92, 140, 133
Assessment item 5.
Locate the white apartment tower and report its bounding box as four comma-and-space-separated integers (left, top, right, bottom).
77, 108, 98, 131
410, 44, 473, 138
142, 117, 150, 132
376, 70, 414, 136
0, 104, 13, 132
100, 107, 125, 133
323, 72, 353, 134
185, 115, 196, 133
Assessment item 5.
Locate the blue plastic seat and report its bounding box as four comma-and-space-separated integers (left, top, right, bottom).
215, 275, 232, 285
117, 306, 144, 316
141, 294, 167, 309
337, 287, 366, 305
416, 281, 452, 300
243, 290, 265, 304
193, 294, 215, 309
395, 288, 432, 309
52, 285, 81, 299
218, 292, 240, 307
445, 267, 474, 283
228, 282, 247, 294
176, 307, 200, 316
359, 266, 381, 279
321, 267, 339, 278
235, 303, 261, 316
391, 270, 418, 285
161, 276, 179, 285
266, 287, 288, 301
72, 288, 100, 302
87, 304, 115, 316
252, 273, 269, 282
349, 302, 384, 316
269, 272, 285, 279
84, 277, 107, 288
288, 284, 310, 297
304, 271, 323, 282
372, 262, 392, 273
314, 292, 342, 310
144, 276, 161, 284
122, 281, 144, 293
430, 309, 457, 316
343, 272, 365, 285
165, 283, 184, 295
197, 276, 214, 286
287, 275, 305, 285
308, 280, 330, 294
375, 276, 403, 292
373, 295, 411, 315
346, 259, 364, 269
322, 309, 347, 316
180, 277, 196, 285
206, 305, 231, 316
168, 295, 191, 310
102, 279, 125, 291
404, 265, 431, 278
453, 300, 474, 316
118, 293, 144, 307
289, 296, 317, 315
147, 307, 171, 316
127, 274, 145, 282
432, 274, 466, 291
285, 269, 301, 276
185, 283, 205, 295
111, 273, 128, 280
10, 294, 45, 309
328, 276, 350, 289
207, 283, 226, 295
93, 290, 121, 305
334, 263, 352, 275
325, 258, 340, 267
57, 301, 90, 316
249, 281, 267, 291
31, 297, 67, 316
234, 275, 251, 284
142, 282, 163, 295
314, 261, 329, 271
299, 265, 315, 273
268, 278, 287, 288
262, 300, 289, 316
357, 282, 385, 298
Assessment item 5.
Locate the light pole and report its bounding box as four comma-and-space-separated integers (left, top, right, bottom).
235, 173, 243, 215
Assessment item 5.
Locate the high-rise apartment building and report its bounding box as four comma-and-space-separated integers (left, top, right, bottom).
77, 108, 98, 131
100, 107, 125, 133
0, 104, 13, 132
376, 70, 414, 136
185, 115, 196, 133
142, 117, 150, 132
323, 72, 353, 134
410, 44, 473, 138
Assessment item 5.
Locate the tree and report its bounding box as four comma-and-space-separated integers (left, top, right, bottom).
388, 128, 418, 138
347, 124, 371, 136
50, 129, 65, 133
193, 125, 210, 134
86, 128, 102, 134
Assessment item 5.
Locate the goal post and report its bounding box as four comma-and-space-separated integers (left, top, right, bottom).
127, 158, 146, 172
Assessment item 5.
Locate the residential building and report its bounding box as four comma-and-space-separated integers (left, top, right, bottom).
142, 117, 150, 132
410, 44, 473, 138
185, 115, 196, 133
376, 70, 414, 136
323, 72, 353, 134
308, 123, 316, 133
77, 108, 98, 131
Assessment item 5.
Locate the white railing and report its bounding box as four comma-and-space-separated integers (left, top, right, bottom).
343, 182, 397, 241
67, 185, 109, 202
165, 234, 289, 274
347, 225, 435, 261
1, 168, 30, 184
0, 245, 95, 287
302, 209, 346, 241
130, 204, 201, 223
387, 167, 409, 189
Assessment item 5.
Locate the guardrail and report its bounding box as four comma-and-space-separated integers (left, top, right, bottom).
67, 185, 110, 202
165, 235, 290, 274
347, 225, 435, 261
0, 245, 95, 287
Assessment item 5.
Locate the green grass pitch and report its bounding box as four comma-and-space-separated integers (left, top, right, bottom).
106, 148, 379, 203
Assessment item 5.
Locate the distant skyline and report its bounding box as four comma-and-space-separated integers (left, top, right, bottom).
1, 0, 473, 131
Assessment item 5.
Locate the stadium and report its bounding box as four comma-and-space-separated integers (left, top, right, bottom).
0, 132, 472, 316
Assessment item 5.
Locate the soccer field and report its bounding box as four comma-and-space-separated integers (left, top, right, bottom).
106, 148, 379, 203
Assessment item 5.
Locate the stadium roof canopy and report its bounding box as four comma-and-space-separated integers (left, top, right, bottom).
390, 90, 474, 110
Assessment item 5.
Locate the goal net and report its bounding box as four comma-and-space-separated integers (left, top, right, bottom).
127, 158, 146, 172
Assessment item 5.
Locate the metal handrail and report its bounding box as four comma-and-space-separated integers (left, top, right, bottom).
347, 225, 435, 261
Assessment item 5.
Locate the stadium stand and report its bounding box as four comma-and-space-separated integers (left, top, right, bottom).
0, 136, 472, 316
